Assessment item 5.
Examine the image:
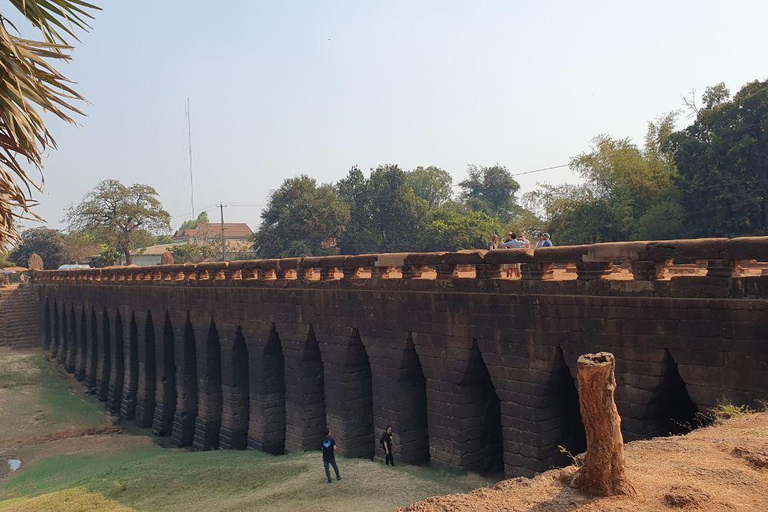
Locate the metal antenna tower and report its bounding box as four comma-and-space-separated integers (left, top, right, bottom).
186, 98, 195, 217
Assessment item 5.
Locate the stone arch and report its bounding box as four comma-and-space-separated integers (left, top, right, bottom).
282, 323, 326, 453
248, 324, 286, 455
86, 306, 99, 390
551, 346, 587, 462
120, 312, 140, 420
96, 308, 111, 402
194, 318, 222, 450
107, 309, 125, 413
136, 311, 157, 427
153, 311, 177, 436
220, 326, 250, 450
653, 351, 700, 435
320, 327, 374, 459
75, 308, 87, 381
172, 313, 197, 447
470, 341, 503, 474
359, 330, 429, 465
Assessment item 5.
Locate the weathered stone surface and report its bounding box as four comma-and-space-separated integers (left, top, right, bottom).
29, 244, 768, 477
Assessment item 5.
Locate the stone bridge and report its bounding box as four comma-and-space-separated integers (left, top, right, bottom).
30, 238, 768, 477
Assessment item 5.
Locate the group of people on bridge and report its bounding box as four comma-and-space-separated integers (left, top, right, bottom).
486, 231, 553, 251
486, 232, 554, 278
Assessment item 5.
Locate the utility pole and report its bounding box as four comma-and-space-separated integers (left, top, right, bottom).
217, 203, 227, 261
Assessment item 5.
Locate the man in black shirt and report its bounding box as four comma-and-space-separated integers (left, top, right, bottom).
380, 425, 394, 466
322, 428, 341, 483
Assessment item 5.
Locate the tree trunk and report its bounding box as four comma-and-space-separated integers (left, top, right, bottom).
571, 352, 636, 497
122, 245, 132, 266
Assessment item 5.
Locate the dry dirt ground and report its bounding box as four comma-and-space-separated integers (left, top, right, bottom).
402, 411, 768, 512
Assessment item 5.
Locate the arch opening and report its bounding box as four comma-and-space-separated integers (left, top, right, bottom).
475, 348, 503, 474
401, 334, 429, 465
552, 347, 586, 464
659, 351, 700, 435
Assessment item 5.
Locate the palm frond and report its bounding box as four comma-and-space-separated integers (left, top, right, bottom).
0, 0, 98, 246
7, 0, 100, 44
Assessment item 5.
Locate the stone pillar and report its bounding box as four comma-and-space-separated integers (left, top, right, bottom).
172, 312, 198, 447
50, 302, 60, 360
107, 309, 125, 413
65, 307, 77, 373
135, 311, 157, 428
57, 303, 68, 365
193, 319, 223, 451
152, 310, 177, 436
74, 307, 87, 381
245, 325, 287, 455
278, 324, 326, 453
84, 306, 99, 391
120, 309, 140, 420
219, 326, 250, 450
95, 308, 111, 402
359, 330, 429, 465
316, 326, 374, 459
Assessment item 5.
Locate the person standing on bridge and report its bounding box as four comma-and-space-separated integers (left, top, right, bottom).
322, 428, 342, 484
380, 425, 395, 466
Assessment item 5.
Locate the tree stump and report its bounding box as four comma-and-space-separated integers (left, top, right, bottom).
571, 352, 636, 496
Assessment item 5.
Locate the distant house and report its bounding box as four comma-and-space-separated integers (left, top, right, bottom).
173, 223, 254, 243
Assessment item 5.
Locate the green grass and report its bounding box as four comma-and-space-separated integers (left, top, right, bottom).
0, 348, 496, 512
0, 348, 110, 443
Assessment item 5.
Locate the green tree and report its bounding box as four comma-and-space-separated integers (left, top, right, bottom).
255, 175, 350, 258
62, 231, 99, 264
178, 211, 209, 231
170, 238, 220, 264
529, 113, 682, 244
65, 180, 171, 265
9, 227, 67, 269
339, 165, 429, 254
670, 80, 768, 237
406, 166, 453, 208
424, 205, 502, 251
459, 165, 521, 220
0, 1, 99, 247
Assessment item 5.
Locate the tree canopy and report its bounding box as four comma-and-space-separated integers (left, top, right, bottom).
670, 79, 768, 237
65, 180, 171, 265
9, 227, 68, 269
255, 175, 350, 258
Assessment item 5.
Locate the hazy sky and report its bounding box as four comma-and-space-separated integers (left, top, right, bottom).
23, 0, 768, 231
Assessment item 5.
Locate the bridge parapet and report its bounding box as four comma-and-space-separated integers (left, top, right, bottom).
33, 236, 768, 297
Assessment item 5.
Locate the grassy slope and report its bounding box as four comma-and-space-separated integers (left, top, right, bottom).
0, 349, 110, 444
0, 348, 496, 512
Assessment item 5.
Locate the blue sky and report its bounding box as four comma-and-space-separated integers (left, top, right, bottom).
22, 0, 768, 231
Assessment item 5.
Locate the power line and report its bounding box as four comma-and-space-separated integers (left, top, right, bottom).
510, 163, 570, 177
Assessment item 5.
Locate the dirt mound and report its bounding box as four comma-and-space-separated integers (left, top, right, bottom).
401, 412, 768, 511
663, 485, 711, 508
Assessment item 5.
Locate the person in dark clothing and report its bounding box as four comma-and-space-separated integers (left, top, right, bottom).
322, 428, 341, 483
380, 425, 394, 466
